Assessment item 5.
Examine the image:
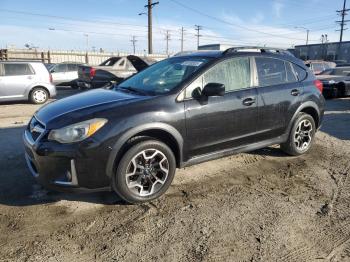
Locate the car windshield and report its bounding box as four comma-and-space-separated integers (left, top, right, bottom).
116, 57, 211, 95
100, 57, 121, 66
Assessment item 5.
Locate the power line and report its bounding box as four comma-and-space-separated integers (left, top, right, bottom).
0, 8, 178, 33
271, 0, 336, 13
168, 0, 327, 42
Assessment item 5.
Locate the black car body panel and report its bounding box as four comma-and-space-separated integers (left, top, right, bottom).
317, 75, 350, 97
77, 55, 155, 89
23, 49, 325, 192
317, 67, 350, 97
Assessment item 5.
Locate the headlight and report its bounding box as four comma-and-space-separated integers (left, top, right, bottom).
48, 118, 108, 144
328, 80, 336, 84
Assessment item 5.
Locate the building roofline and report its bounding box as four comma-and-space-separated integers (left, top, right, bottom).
295, 41, 350, 48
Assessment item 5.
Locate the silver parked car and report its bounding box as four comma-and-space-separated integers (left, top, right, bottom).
0, 61, 56, 104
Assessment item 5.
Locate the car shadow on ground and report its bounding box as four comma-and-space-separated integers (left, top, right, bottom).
249, 147, 289, 158
0, 125, 124, 207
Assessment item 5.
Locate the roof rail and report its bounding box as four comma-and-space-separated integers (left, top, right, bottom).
173, 50, 218, 56
223, 46, 294, 56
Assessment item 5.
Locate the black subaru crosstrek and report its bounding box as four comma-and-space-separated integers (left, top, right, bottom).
23, 47, 325, 203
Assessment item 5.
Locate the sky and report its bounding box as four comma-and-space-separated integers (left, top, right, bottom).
0, 0, 347, 54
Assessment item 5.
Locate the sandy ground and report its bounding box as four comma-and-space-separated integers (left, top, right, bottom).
0, 89, 349, 262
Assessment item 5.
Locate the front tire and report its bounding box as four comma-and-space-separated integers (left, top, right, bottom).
29, 87, 49, 104
112, 140, 176, 204
280, 112, 316, 156
70, 81, 79, 89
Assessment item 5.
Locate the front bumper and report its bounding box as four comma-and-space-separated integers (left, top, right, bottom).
23, 119, 111, 193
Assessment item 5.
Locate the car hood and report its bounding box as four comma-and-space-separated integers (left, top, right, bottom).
35, 89, 146, 128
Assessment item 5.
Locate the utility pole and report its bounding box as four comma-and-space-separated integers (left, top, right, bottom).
165, 30, 171, 55
145, 0, 159, 54
195, 25, 202, 50
336, 0, 350, 43
336, 0, 350, 59
180, 27, 185, 52
130, 36, 137, 54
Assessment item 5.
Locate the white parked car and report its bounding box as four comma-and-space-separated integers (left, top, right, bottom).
0, 61, 56, 104
50, 62, 84, 88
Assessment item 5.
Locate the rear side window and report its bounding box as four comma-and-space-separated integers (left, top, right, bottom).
67, 64, 78, 71
292, 64, 307, 81
203, 57, 251, 92
312, 63, 324, 72
255, 57, 297, 86
3, 63, 34, 76
54, 64, 67, 73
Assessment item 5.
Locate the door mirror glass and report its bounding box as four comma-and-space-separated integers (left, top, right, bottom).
191, 87, 202, 99
202, 83, 225, 97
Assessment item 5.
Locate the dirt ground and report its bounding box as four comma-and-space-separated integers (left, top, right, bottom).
0, 88, 350, 262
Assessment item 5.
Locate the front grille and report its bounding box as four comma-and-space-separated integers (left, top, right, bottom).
28, 116, 45, 142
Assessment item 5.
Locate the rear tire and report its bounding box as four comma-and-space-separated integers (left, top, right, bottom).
29, 87, 49, 104
331, 87, 338, 99
280, 112, 316, 156
112, 140, 176, 204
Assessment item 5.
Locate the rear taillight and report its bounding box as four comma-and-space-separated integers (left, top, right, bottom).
49, 73, 53, 83
314, 80, 323, 93
90, 68, 96, 79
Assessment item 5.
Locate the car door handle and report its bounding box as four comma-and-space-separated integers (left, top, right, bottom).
291, 89, 300, 96
242, 97, 256, 106
27, 76, 33, 80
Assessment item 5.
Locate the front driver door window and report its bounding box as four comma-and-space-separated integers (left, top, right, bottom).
184, 56, 258, 158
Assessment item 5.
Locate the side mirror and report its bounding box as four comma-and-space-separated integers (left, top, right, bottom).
50, 69, 55, 73
191, 87, 202, 99
202, 83, 225, 97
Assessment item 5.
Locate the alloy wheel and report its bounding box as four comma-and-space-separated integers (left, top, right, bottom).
293, 119, 313, 151
125, 149, 169, 197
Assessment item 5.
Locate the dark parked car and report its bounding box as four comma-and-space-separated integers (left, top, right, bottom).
317, 67, 350, 98
77, 55, 155, 89
23, 47, 325, 203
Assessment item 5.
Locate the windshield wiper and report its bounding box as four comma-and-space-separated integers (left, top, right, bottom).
118, 86, 149, 96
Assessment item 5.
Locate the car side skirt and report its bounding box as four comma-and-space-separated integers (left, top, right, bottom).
181, 134, 288, 168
